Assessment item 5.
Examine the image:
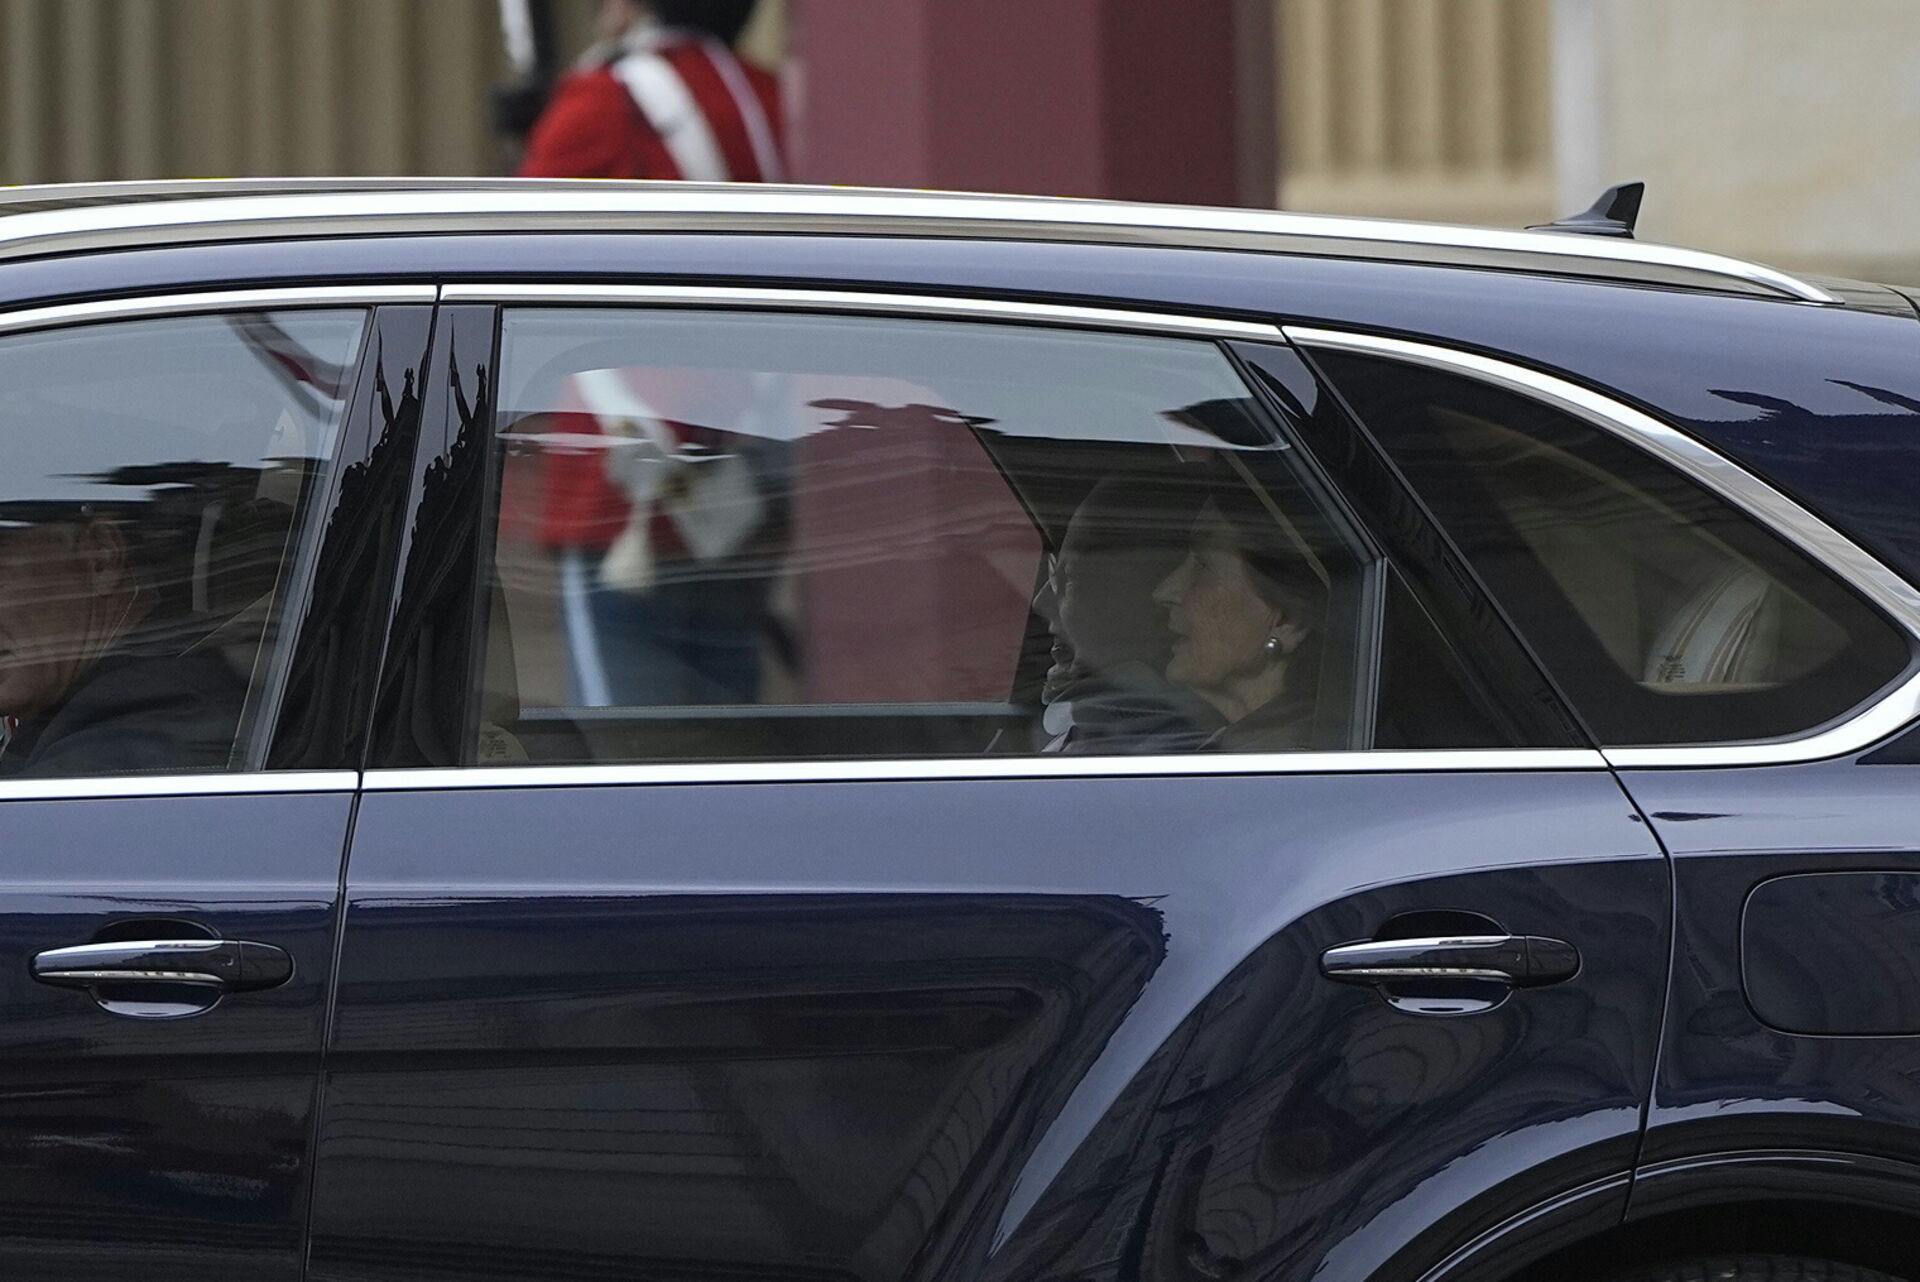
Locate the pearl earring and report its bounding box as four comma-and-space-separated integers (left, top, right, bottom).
1263, 634, 1282, 656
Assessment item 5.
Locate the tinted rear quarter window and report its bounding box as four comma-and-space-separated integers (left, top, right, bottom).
1318, 349, 1914, 746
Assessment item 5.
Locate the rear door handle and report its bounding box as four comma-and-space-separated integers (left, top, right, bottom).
1320, 934, 1579, 987
31, 939, 293, 993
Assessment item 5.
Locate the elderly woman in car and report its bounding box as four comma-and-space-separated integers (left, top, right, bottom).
1151, 487, 1327, 752
0, 503, 243, 778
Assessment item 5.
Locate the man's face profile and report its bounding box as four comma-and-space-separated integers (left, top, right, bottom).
0, 521, 126, 719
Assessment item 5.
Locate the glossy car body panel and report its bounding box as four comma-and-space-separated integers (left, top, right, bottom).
268, 304, 435, 771
0, 791, 352, 1280
366, 304, 496, 771
1626, 760, 1920, 1182
1627, 1148, 1920, 1228
310, 771, 1665, 1280
1743, 871, 1920, 1035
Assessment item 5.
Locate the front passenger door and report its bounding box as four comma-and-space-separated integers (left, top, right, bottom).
0, 295, 430, 1279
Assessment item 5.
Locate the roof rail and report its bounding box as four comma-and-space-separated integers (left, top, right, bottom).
0, 178, 1837, 304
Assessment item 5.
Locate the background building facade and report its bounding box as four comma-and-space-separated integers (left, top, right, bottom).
0, 0, 1915, 282
1275, 0, 1920, 284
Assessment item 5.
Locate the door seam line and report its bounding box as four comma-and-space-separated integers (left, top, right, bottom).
299, 779, 364, 1280
1609, 763, 1679, 1225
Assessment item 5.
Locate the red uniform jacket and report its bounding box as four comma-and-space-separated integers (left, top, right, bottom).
516, 36, 784, 550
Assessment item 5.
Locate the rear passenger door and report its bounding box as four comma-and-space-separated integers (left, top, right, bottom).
309, 291, 1667, 1282
1297, 327, 1920, 1219
0, 292, 431, 1280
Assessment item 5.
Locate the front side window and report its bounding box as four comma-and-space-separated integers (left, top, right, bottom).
0, 310, 367, 780
475, 310, 1385, 765
1319, 350, 1914, 746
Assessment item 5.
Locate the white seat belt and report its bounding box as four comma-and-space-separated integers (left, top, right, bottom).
610, 48, 731, 182
701, 39, 784, 182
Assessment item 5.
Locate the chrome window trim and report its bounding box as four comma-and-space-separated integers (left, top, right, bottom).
0, 771, 358, 802
0, 284, 436, 337
0, 182, 1834, 304
1285, 325, 1920, 767
362, 750, 1607, 792
445, 281, 1283, 340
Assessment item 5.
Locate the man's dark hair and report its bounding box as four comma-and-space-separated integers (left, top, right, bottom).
653, 0, 760, 45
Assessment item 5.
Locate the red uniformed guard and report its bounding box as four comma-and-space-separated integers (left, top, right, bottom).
520, 0, 782, 186
513, 0, 785, 706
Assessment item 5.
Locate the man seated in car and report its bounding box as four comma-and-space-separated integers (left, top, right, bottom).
1041, 478, 1224, 753
0, 502, 245, 779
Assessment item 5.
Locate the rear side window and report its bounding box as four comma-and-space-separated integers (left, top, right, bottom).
0, 310, 367, 779
474, 309, 1402, 766
1319, 350, 1913, 746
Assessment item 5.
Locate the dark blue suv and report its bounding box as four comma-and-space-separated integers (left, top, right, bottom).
1, 179, 1918, 1282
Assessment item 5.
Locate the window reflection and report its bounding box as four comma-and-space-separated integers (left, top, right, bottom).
1041, 482, 1330, 754
1326, 350, 1916, 746
0, 311, 366, 779
480, 310, 1371, 765
1038, 478, 1218, 754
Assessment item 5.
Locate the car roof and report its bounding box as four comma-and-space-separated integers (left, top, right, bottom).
0, 177, 1837, 305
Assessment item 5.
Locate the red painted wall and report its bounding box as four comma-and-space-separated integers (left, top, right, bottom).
788, 0, 1248, 204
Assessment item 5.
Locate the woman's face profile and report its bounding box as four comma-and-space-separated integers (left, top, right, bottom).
1153, 504, 1279, 692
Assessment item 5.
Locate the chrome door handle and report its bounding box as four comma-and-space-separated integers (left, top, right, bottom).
31, 939, 293, 993
1320, 934, 1579, 987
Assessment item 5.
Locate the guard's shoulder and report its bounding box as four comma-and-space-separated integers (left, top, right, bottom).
545, 67, 631, 111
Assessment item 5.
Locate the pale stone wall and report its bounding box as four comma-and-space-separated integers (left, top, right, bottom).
0, 0, 507, 183
0, 0, 787, 187
1275, 0, 1559, 228
1275, 0, 1920, 285
1586, 0, 1920, 284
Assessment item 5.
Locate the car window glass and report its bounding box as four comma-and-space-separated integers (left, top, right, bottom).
1319, 350, 1914, 746
476, 309, 1386, 765
0, 310, 368, 780
1373, 571, 1520, 749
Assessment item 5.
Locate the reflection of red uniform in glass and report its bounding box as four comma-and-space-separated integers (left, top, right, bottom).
517, 31, 784, 553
